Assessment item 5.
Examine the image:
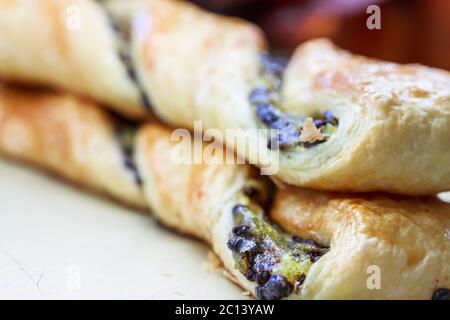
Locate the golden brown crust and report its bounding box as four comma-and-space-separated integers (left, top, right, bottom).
0, 83, 146, 208
131, 0, 265, 129
0, 85, 449, 299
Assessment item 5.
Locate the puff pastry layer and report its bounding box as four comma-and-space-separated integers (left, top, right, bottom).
0, 84, 146, 208
118, 0, 450, 195
0, 0, 148, 118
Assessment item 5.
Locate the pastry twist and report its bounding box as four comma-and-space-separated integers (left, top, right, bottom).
1, 0, 449, 194
1, 83, 449, 300
0, 0, 149, 118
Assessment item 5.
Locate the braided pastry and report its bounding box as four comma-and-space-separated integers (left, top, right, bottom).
1, 0, 450, 195
0, 83, 146, 208
0, 0, 150, 118
119, 0, 450, 195
1, 84, 449, 300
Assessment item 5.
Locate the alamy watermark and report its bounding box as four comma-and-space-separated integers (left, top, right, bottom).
170, 121, 281, 175
367, 5, 381, 30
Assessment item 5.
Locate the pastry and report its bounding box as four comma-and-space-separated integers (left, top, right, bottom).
0, 0, 150, 118
118, 0, 450, 195
1, 83, 449, 300
0, 83, 146, 208
137, 124, 450, 300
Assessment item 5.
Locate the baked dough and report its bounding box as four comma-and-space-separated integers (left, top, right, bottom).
271, 188, 450, 299
0, 83, 146, 208
123, 0, 450, 195
136, 123, 450, 300
0, 0, 148, 118
0, 84, 449, 299
1, 0, 449, 194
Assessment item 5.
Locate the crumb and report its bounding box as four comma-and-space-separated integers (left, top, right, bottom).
299, 118, 324, 144
222, 270, 233, 281
202, 250, 223, 273
410, 87, 429, 98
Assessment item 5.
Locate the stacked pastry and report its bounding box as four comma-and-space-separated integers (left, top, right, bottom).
0, 0, 449, 300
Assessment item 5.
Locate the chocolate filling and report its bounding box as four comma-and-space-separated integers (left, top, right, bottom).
227, 182, 329, 300
250, 54, 338, 149
113, 116, 142, 186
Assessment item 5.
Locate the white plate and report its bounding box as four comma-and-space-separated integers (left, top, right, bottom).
0, 159, 246, 299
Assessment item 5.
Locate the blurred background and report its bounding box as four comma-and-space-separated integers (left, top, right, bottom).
189, 0, 450, 71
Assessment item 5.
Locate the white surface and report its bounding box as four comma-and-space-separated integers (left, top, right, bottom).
0, 159, 246, 300
1, 159, 449, 300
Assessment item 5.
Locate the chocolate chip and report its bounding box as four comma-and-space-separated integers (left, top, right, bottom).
244, 269, 257, 282
238, 239, 257, 253
276, 128, 300, 148
292, 236, 321, 248
323, 111, 338, 125
232, 225, 253, 237
302, 140, 326, 149
432, 288, 450, 300
226, 236, 242, 252
109, 18, 121, 33
324, 111, 334, 123
256, 274, 294, 300
246, 249, 261, 265
269, 118, 291, 130
263, 117, 300, 148
249, 87, 272, 106
313, 119, 326, 128
227, 236, 257, 254
255, 270, 271, 285
119, 51, 137, 81
255, 103, 280, 126
308, 251, 323, 263
123, 155, 142, 185
295, 274, 306, 287
243, 186, 259, 198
